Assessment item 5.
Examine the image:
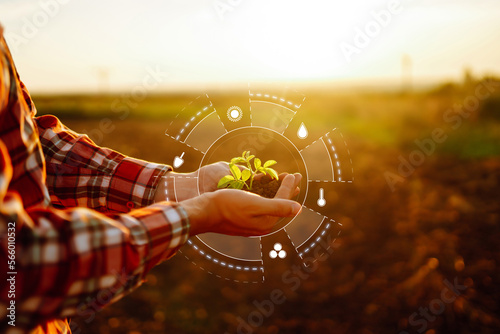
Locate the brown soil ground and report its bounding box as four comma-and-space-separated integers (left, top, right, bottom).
43, 85, 500, 334
248, 177, 282, 198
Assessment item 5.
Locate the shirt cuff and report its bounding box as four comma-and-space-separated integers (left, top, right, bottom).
107, 157, 171, 212
128, 202, 191, 270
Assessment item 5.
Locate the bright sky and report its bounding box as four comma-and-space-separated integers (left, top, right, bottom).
0, 0, 499, 93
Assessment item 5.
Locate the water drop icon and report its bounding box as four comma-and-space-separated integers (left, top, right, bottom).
297, 122, 308, 139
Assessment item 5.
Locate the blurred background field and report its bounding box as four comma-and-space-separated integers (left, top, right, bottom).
33, 76, 500, 334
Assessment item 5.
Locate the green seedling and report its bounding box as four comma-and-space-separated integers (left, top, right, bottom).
217, 151, 279, 191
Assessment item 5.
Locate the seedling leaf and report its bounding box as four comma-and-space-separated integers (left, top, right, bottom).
217, 175, 234, 188
218, 151, 279, 191
241, 169, 252, 182
231, 157, 246, 164
230, 164, 241, 180
254, 158, 261, 170
264, 160, 277, 168
230, 180, 244, 189
266, 168, 279, 180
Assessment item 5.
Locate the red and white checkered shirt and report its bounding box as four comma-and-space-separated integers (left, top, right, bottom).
0, 28, 190, 333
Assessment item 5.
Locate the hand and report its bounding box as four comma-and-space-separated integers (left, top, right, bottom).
180, 173, 302, 236
154, 162, 238, 202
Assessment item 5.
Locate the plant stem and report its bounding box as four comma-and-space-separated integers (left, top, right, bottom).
246, 159, 254, 190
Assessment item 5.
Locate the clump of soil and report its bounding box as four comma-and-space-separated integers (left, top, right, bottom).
248, 176, 282, 198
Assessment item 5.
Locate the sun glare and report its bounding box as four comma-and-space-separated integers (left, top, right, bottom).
0, 0, 499, 92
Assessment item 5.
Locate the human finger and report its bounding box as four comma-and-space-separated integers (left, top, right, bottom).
252, 196, 302, 217
274, 173, 302, 200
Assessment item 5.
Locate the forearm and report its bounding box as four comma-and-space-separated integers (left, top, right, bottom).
37, 114, 170, 212
0, 196, 189, 331
153, 171, 199, 203
153, 161, 235, 203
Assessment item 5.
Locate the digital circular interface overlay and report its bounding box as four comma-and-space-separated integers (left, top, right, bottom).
163, 87, 354, 283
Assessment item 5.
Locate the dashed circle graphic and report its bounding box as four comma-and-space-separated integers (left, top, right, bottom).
163, 87, 354, 283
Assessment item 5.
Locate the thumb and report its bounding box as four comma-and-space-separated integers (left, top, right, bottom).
255, 197, 302, 217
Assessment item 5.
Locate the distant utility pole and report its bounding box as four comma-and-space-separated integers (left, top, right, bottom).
462, 67, 474, 90
401, 54, 413, 93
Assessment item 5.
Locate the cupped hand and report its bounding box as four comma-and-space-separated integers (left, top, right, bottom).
181, 173, 302, 237
253, 172, 301, 198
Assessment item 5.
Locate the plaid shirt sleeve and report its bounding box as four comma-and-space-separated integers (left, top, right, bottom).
36, 114, 171, 213
0, 28, 191, 333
